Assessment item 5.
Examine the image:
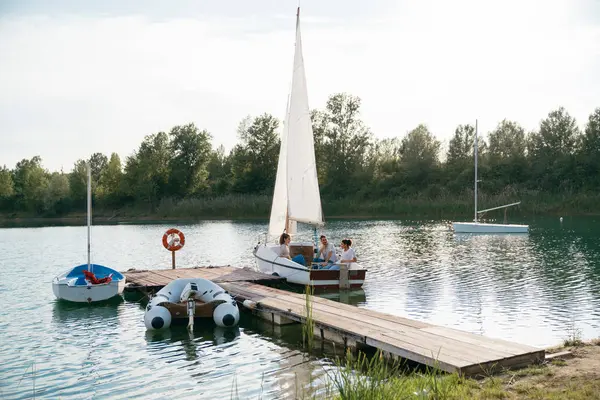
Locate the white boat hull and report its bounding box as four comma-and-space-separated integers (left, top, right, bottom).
253, 243, 366, 289
452, 222, 529, 233
52, 279, 125, 303
52, 264, 126, 303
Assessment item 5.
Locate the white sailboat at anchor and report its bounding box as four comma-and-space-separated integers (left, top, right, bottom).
52, 163, 126, 302
253, 7, 367, 289
452, 120, 529, 233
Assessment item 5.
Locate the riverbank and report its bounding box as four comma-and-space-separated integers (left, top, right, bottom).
2, 191, 599, 228
328, 340, 600, 399
457, 341, 600, 399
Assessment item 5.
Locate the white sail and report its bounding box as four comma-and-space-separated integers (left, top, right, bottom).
268, 95, 290, 238
285, 8, 324, 227
267, 8, 323, 238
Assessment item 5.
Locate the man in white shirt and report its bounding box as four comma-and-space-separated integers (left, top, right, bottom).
314, 235, 337, 267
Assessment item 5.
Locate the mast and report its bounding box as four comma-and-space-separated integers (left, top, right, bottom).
87, 162, 91, 272
474, 119, 478, 223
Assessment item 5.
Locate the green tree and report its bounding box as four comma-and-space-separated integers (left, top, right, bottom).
398, 124, 441, 191
485, 119, 528, 192
89, 153, 108, 184
206, 145, 231, 195
0, 166, 15, 211
168, 123, 212, 198
527, 107, 581, 191
43, 172, 71, 215
123, 131, 171, 209
0, 166, 14, 198
69, 159, 88, 206
312, 93, 372, 197
579, 107, 600, 188
445, 124, 475, 192
230, 114, 280, 194
97, 152, 123, 205
12, 156, 49, 212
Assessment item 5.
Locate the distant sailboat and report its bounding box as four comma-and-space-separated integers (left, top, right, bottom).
253, 8, 367, 289
452, 120, 529, 234
52, 163, 126, 302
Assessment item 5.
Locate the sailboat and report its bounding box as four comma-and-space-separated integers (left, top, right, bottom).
52, 163, 126, 302
452, 120, 529, 233
253, 8, 367, 289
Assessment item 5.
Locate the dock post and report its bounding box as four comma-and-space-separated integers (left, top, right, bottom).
339, 264, 349, 289
172, 251, 176, 269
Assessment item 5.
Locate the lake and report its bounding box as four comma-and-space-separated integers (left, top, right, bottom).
1, 216, 599, 399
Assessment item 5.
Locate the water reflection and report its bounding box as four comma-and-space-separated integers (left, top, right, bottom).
51, 297, 123, 325
3, 216, 600, 398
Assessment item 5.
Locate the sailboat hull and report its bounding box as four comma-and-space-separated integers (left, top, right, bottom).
253, 244, 366, 289
452, 222, 529, 233
52, 264, 126, 303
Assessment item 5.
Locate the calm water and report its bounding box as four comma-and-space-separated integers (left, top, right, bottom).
1, 216, 600, 399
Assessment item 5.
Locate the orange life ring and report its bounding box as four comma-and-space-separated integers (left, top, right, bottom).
162, 228, 185, 251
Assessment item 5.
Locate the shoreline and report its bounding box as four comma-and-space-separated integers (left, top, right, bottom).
0, 211, 598, 228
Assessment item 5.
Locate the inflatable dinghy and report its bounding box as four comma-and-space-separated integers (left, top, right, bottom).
144, 278, 240, 330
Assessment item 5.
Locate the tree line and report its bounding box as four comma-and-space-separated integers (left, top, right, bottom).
0, 92, 599, 217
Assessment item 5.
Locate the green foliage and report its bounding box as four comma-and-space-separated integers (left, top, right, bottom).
313, 93, 373, 197
230, 114, 280, 194
12, 156, 49, 212
168, 123, 212, 198
0, 166, 14, 198
97, 152, 123, 206
1, 96, 600, 219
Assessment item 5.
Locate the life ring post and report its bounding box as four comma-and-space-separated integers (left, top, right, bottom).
162, 228, 186, 269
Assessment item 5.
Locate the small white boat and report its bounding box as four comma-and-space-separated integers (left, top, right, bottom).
452, 221, 528, 233
144, 278, 240, 330
52, 163, 125, 303
253, 8, 367, 289
451, 120, 529, 234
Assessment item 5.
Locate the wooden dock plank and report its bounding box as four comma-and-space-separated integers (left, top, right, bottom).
124, 266, 285, 289
122, 266, 544, 376
233, 281, 434, 329
259, 296, 526, 368
260, 293, 524, 361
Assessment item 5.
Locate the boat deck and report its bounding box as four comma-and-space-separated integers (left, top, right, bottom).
124, 266, 545, 376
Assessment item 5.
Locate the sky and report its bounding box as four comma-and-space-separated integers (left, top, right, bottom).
1, 0, 599, 172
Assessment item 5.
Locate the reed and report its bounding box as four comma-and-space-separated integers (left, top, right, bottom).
155, 195, 271, 218
302, 284, 315, 353
132, 190, 600, 220
323, 348, 465, 400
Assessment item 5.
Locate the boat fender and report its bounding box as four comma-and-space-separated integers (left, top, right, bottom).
144, 305, 172, 330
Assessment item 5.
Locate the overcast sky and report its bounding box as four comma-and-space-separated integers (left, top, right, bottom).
1, 0, 599, 172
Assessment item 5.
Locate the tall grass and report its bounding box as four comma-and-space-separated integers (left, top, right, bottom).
5, 190, 600, 223
302, 284, 315, 353
127, 191, 600, 220
155, 195, 271, 219
324, 348, 472, 400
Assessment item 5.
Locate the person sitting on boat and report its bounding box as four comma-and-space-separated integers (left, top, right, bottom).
278, 233, 306, 265
327, 238, 357, 270
313, 235, 337, 267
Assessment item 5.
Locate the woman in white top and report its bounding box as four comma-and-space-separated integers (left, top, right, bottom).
339, 239, 357, 264
327, 238, 356, 270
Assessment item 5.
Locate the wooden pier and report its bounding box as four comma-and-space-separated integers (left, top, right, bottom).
124, 266, 545, 376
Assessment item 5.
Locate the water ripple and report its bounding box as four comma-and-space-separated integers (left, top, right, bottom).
1, 217, 600, 398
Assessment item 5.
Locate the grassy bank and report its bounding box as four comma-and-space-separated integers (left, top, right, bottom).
2, 191, 600, 227
321, 340, 600, 400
